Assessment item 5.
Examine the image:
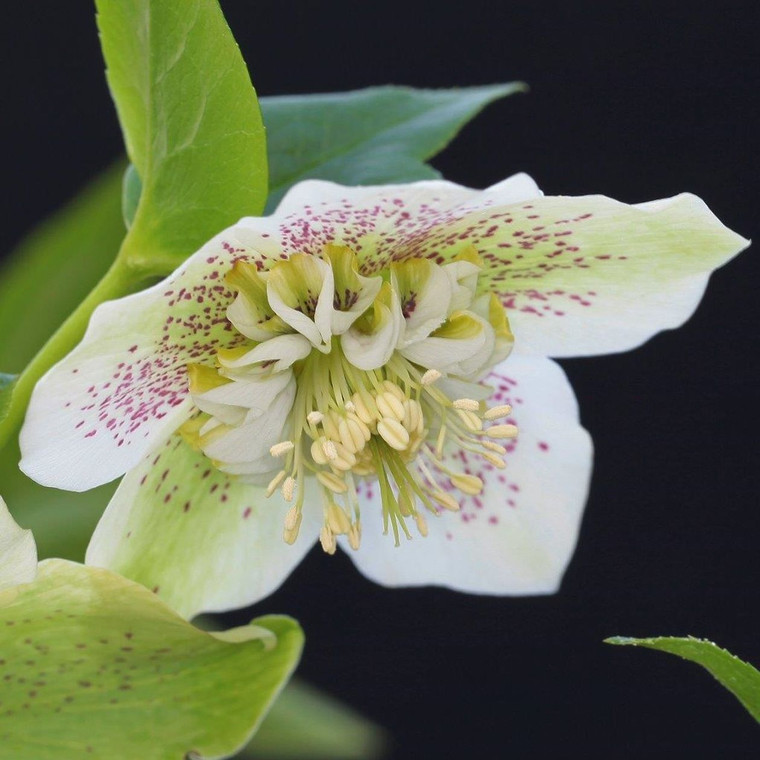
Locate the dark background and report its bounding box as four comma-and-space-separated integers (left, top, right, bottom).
2, 1, 759, 757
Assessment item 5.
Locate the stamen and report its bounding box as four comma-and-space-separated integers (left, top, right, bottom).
485, 423, 519, 439
421, 369, 442, 385
317, 470, 348, 493
327, 504, 352, 535
456, 408, 483, 432
376, 391, 405, 421
307, 411, 324, 425
281, 476, 296, 502
319, 524, 337, 555
322, 439, 338, 460
453, 398, 480, 411
283, 505, 300, 531
429, 490, 461, 512
269, 440, 295, 457
450, 473, 484, 495
484, 404, 513, 420
377, 418, 410, 451
266, 469, 287, 497
414, 512, 429, 537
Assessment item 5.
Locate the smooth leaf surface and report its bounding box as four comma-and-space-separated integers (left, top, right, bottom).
0, 560, 303, 759
246, 679, 386, 759
262, 83, 525, 210
0, 375, 17, 427
606, 636, 760, 723
122, 163, 142, 229
96, 0, 268, 270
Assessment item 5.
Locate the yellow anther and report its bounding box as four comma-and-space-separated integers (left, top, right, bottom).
283, 512, 302, 545
351, 392, 376, 426
327, 504, 352, 535
307, 411, 324, 425
376, 391, 406, 421
338, 417, 367, 453
281, 476, 296, 502
403, 399, 424, 434
269, 440, 294, 457
484, 404, 513, 420
451, 473, 484, 495
266, 469, 287, 497
348, 524, 361, 550
380, 380, 406, 401
486, 423, 519, 439
453, 398, 480, 412
482, 440, 507, 454
283, 505, 300, 531
347, 411, 372, 442
456, 408, 483, 432
319, 525, 337, 555
344, 400, 356, 412
330, 442, 357, 471
421, 369, 442, 385
415, 512, 429, 537
431, 490, 461, 512
377, 417, 411, 451
322, 439, 338, 460
317, 470, 348, 494
311, 439, 328, 465
482, 452, 507, 469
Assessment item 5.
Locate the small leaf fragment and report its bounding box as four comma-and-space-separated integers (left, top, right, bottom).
606, 635, 760, 724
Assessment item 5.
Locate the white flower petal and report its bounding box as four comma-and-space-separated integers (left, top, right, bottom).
86, 436, 322, 619
341, 292, 404, 371
342, 354, 592, 595
217, 333, 312, 372
477, 193, 749, 357
201, 379, 296, 468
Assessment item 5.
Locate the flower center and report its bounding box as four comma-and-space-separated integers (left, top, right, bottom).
185, 245, 517, 553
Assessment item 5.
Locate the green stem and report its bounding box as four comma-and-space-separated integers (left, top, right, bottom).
0, 255, 149, 451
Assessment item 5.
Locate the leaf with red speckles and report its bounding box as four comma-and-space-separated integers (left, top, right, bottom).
606, 636, 760, 724
0, 556, 304, 759
96, 0, 268, 272
262, 84, 525, 211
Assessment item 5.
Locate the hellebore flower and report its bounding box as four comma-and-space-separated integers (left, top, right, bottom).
19, 174, 747, 619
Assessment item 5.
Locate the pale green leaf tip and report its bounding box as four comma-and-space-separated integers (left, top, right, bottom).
0, 494, 37, 591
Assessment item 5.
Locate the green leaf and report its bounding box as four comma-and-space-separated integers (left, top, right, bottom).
0, 164, 126, 376
606, 635, 760, 723
96, 0, 268, 272
262, 83, 525, 210
0, 375, 17, 426
0, 560, 303, 759
245, 679, 386, 759
122, 163, 142, 229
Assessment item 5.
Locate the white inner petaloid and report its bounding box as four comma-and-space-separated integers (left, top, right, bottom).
185, 244, 517, 553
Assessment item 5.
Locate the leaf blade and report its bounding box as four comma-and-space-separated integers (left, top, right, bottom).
0, 560, 303, 759
96, 0, 268, 268
262, 83, 525, 210
606, 635, 760, 723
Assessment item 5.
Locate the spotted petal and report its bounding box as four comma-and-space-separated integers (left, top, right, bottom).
18, 226, 256, 491
477, 194, 749, 357
343, 354, 592, 594
86, 435, 322, 619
